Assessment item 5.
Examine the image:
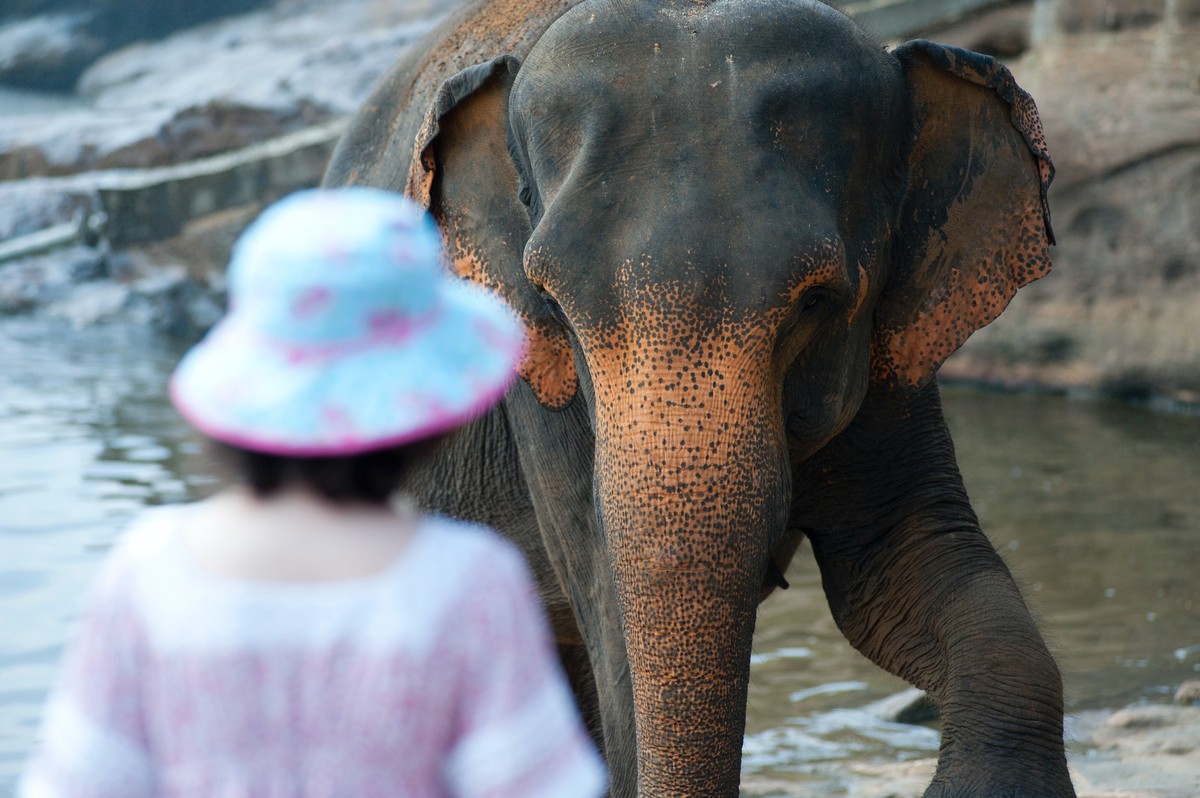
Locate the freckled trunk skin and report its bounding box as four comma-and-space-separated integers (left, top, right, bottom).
588, 325, 788, 796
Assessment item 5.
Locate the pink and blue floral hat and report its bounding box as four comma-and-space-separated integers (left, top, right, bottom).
169, 188, 526, 456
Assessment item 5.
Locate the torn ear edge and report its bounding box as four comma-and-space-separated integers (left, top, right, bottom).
403, 55, 579, 411
871, 40, 1057, 390
405, 55, 522, 208
898, 40, 1055, 244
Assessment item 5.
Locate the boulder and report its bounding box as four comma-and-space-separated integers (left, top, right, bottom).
0, 0, 272, 92
0, 0, 448, 177
1176, 681, 1200, 705
0, 12, 106, 91
1055, 0, 1166, 32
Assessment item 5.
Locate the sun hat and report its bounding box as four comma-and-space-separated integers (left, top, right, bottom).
169, 188, 526, 456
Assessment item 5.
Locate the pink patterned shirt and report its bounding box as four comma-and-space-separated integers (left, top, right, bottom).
21, 507, 606, 798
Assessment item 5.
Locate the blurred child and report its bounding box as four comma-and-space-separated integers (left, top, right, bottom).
20, 188, 606, 798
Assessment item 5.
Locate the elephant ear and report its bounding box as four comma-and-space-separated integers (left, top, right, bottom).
406, 56, 579, 411
871, 40, 1055, 389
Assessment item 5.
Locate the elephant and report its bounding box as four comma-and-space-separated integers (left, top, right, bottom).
323, 0, 1073, 795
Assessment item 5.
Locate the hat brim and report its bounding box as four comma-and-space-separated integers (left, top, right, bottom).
170, 281, 526, 457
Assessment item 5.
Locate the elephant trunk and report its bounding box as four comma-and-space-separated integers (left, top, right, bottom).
591, 336, 789, 795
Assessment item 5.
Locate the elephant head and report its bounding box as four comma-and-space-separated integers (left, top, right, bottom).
352, 0, 1055, 792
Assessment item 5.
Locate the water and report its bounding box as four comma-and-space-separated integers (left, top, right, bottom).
1, 318, 1198, 793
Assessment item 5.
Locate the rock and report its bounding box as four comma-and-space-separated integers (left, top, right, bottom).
1176, 681, 1200, 705
81, 0, 273, 46
845, 758, 936, 798
0, 0, 272, 92
864, 688, 940, 725
45, 275, 131, 326
0, 180, 100, 240
1086, 704, 1200, 762
927, 1, 1034, 58
0, 0, 449, 177
1179, 0, 1200, 25
126, 265, 225, 336
93, 101, 328, 172
0, 244, 95, 313
1055, 0, 1166, 32
1104, 705, 1181, 730
0, 12, 107, 91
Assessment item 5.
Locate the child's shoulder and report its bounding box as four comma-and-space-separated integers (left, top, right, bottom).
111, 504, 187, 564
81, 504, 190, 608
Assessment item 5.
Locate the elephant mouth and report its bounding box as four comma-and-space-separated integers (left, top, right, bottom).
764, 557, 790, 590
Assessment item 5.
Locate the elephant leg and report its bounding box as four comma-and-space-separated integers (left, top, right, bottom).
557, 642, 601, 740
793, 382, 1074, 798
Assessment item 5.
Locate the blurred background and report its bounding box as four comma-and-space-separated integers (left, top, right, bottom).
1, 1, 1198, 795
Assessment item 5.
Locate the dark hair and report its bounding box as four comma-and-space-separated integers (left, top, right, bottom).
210, 436, 445, 505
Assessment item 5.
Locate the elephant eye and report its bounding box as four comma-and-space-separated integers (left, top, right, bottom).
537, 286, 568, 324
800, 288, 832, 312
777, 287, 837, 352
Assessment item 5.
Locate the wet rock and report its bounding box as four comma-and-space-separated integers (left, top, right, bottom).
864, 688, 940, 725
1087, 704, 1200, 762
0, 181, 99, 240
1104, 705, 1181, 730
126, 266, 226, 339
844, 758, 936, 798
92, 101, 329, 172
39, 261, 225, 335
0, 0, 272, 92
47, 279, 132, 326
81, 0, 273, 46
0, 0, 448, 177
0, 244, 99, 313
0, 12, 107, 92
1175, 681, 1200, 705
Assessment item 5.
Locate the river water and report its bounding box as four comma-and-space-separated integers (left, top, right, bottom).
1, 317, 1198, 794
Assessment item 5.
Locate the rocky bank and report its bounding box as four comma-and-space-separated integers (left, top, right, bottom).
3, 0, 1198, 409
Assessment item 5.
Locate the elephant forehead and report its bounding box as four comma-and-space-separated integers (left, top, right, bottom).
522, 0, 885, 91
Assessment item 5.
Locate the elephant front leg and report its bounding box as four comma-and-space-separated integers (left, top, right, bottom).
794, 383, 1075, 798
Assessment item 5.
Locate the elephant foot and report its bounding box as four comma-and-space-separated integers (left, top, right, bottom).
922, 772, 1076, 798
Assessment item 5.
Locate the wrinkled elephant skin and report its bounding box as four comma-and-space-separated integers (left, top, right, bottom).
324, 1, 1073, 796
